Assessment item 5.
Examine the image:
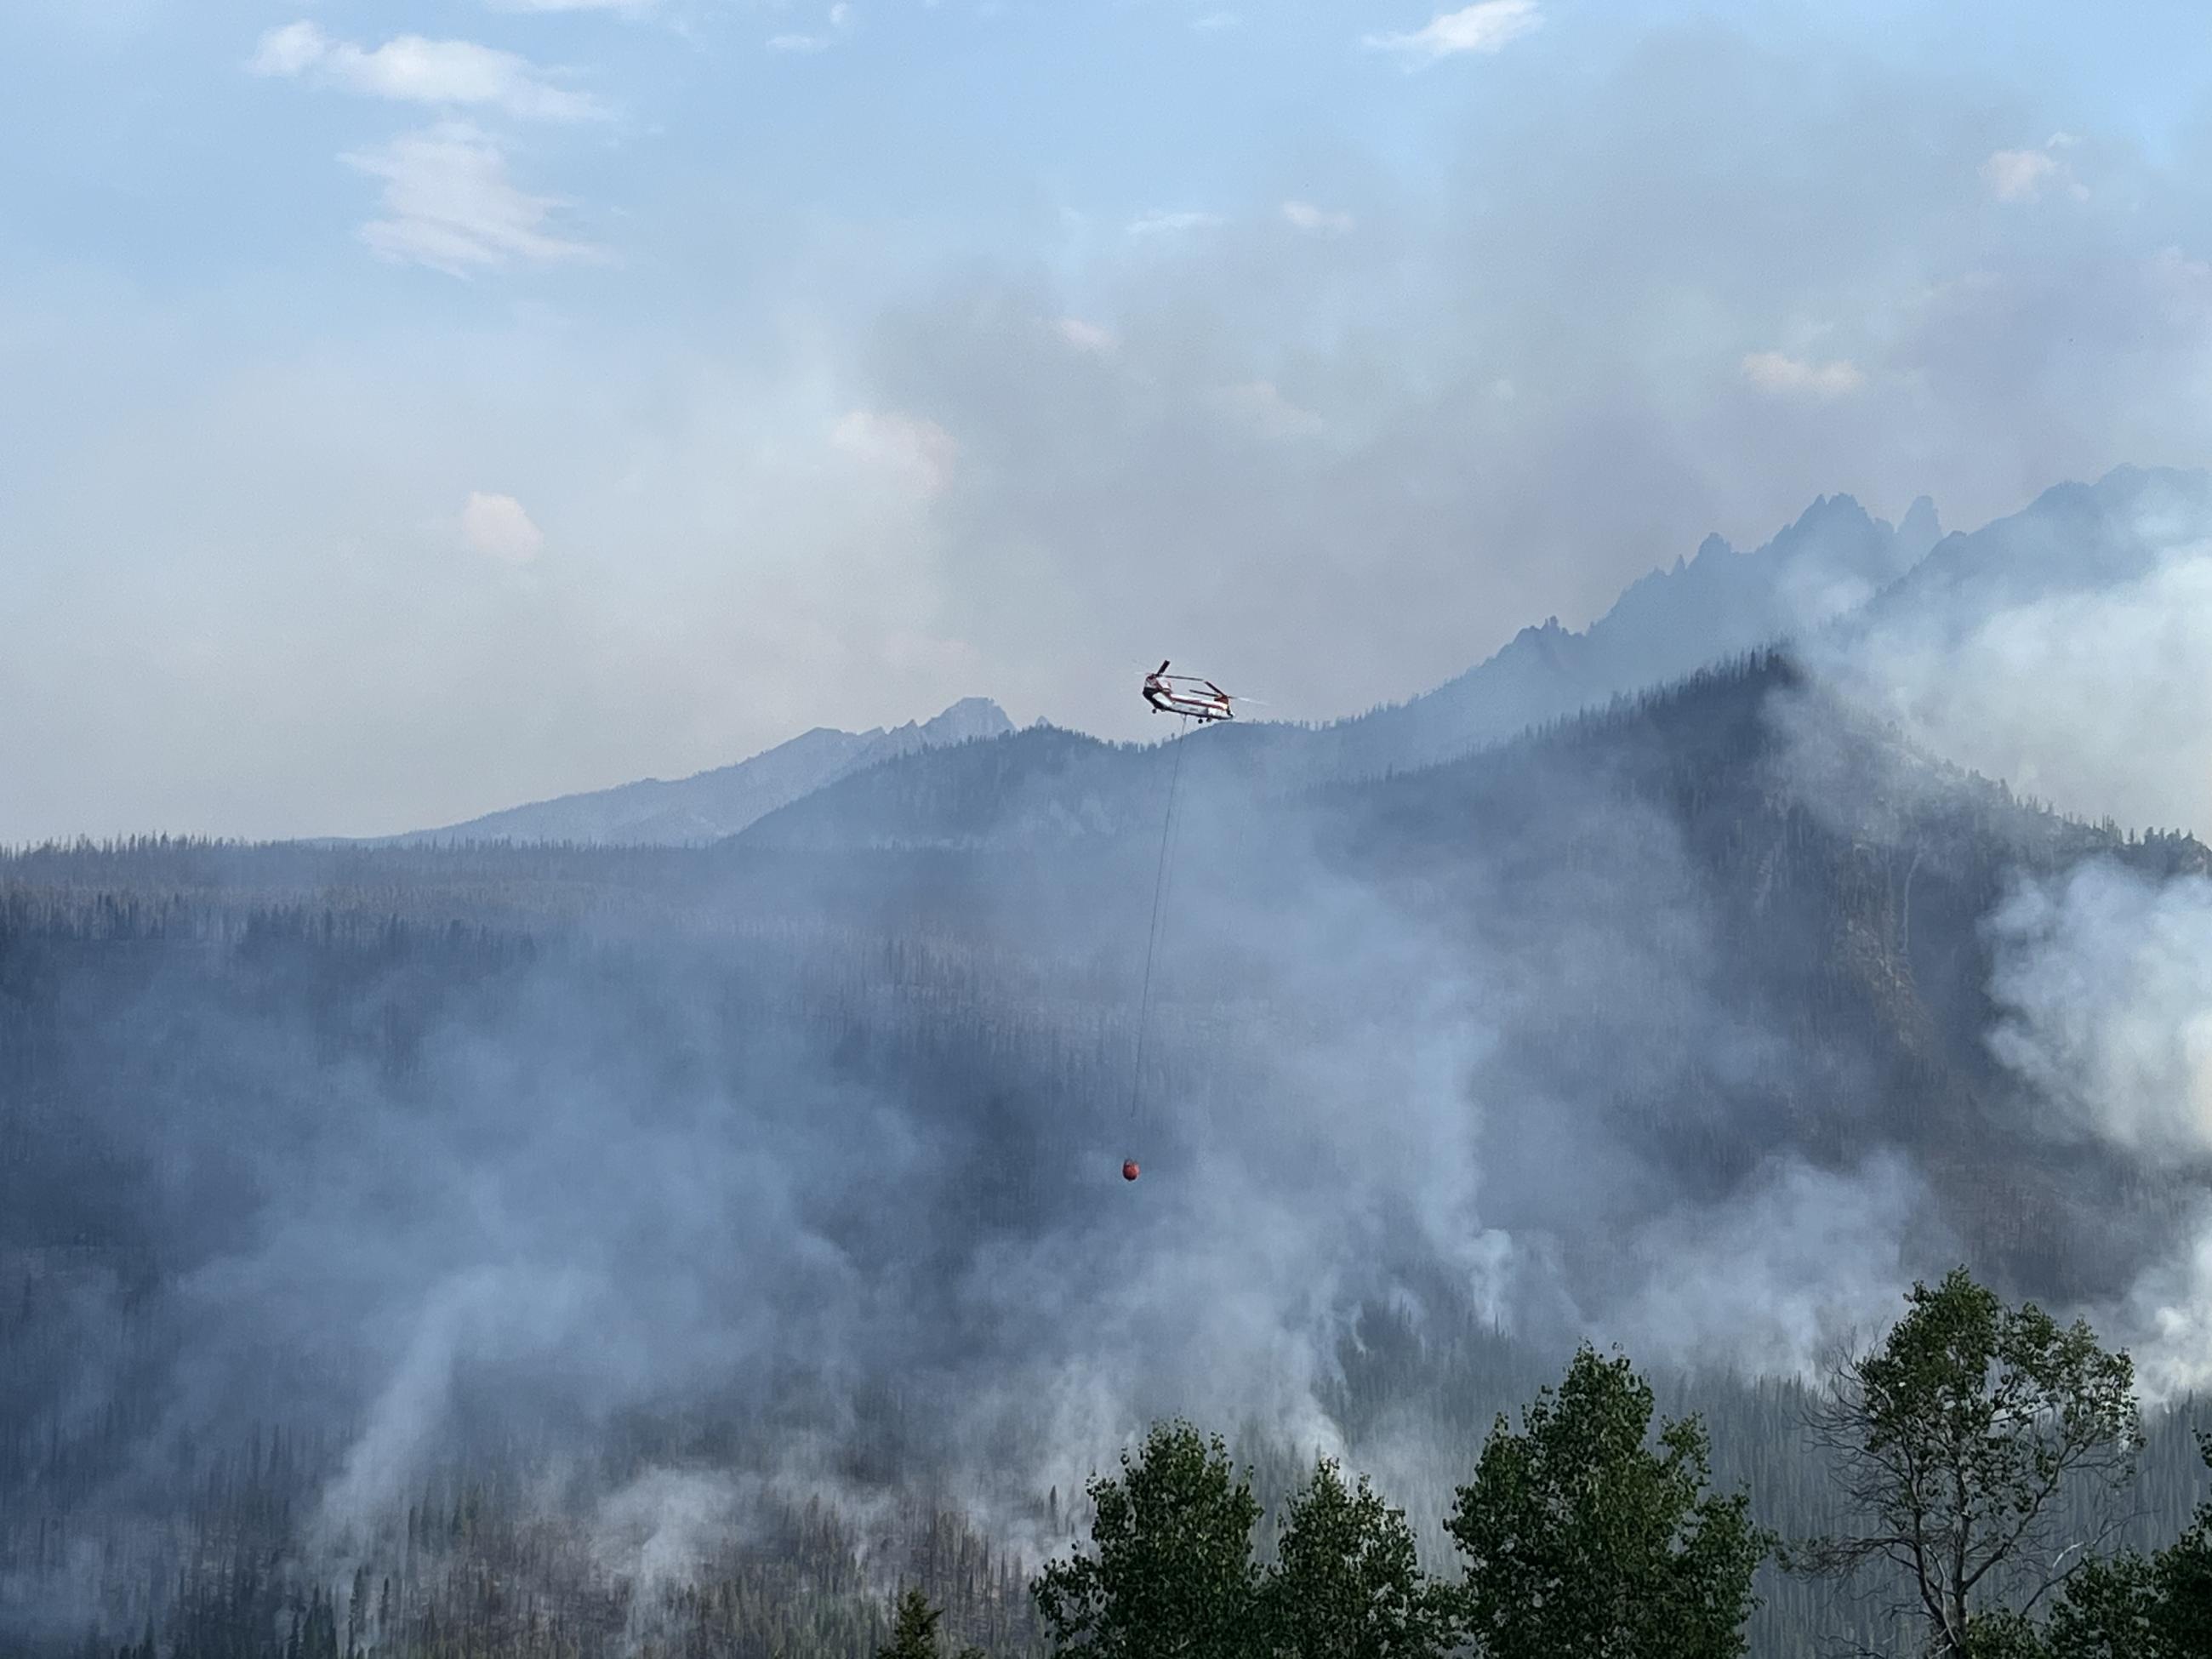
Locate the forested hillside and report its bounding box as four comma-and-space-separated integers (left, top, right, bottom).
4, 654, 2209, 1657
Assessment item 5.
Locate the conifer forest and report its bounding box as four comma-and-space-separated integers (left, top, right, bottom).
14, 5, 2212, 1654
8, 653, 2212, 1657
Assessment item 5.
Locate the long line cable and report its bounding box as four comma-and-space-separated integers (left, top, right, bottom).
1126, 724, 1189, 1125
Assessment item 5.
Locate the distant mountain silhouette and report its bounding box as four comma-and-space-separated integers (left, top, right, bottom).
737, 490, 1964, 852
1857, 463, 2210, 625
384, 698, 1013, 847
374, 464, 2212, 853
734, 466, 2212, 861
1309, 489, 1942, 777
14, 484, 2212, 1659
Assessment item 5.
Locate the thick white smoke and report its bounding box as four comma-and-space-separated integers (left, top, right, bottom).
1605, 1153, 1945, 1380
1988, 861, 2212, 1158
1782, 472, 2212, 1405
1986, 858, 2212, 1400
2122, 1215, 2212, 1401
1809, 474, 2212, 836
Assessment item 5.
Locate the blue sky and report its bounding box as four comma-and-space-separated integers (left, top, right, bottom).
6, 1, 2212, 839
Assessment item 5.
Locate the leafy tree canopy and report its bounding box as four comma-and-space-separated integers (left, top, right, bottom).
1263, 1455, 1457, 1659
1792, 1267, 2143, 1658
2027, 1429, 2212, 1659
1445, 1345, 1769, 1659
1032, 1420, 1263, 1659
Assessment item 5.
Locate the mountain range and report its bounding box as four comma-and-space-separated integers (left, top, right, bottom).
1307, 487, 1944, 778
8, 464, 2212, 1659
732, 465, 2211, 856
378, 463, 2212, 853
380, 696, 1013, 847
379, 489, 1947, 847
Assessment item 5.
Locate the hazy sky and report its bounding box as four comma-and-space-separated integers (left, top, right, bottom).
6, 0, 2212, 841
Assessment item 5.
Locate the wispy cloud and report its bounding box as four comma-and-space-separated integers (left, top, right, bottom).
251, 21, 607, 123
1281, 199, 1354, 237
768, 3, 852, 53
487, 0, 653, 11
1213, 379, 1325, 440
1127, 209, 1223, 237
459, 492, 546, 564
1982, 134, 2089, 204
249, 21, 326, 77
1056, 317, 1115, 355
831, 409, 957, 495
1363, 0, 1541, 67
1740, 350, 1866, 398
345, 124, 608, 276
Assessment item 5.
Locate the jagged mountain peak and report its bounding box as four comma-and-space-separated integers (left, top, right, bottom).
916, 697, 1016, 743
1898, 494, 1942, 557
1308, 487, 1939, 778
1867, 462, 2212, 622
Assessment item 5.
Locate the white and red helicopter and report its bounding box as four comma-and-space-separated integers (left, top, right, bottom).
1140, 661, 1240, 723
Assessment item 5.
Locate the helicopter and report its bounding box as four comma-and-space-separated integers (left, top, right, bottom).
1140, 661, 1237, 722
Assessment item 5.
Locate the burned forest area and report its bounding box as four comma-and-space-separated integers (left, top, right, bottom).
7, 651, 2212, 1659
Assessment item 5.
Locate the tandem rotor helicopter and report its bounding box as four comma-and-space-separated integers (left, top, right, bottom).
1140, 661, 1239, 724
1121, 658, 1251, 1183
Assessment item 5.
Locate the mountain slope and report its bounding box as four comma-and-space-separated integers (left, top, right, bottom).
745, 465, 2212, 857
386, 697, 1013, 847
730, 495, 1952, 852
1303, 489, 1942, 776
384, 487, 1949, 850
12, 651, 2212, 1659
738, 650, 2210, 1297
1862, 462, 2211, 623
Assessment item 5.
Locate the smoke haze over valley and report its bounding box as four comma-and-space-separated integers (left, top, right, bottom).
9, 4, 2212, 1656
12, 465, 2212, 1654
